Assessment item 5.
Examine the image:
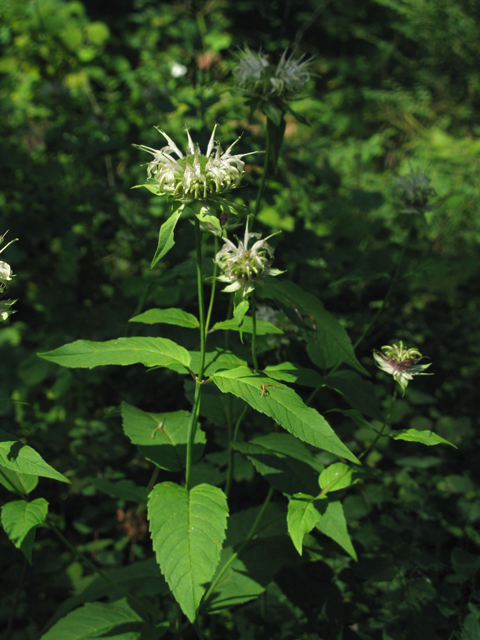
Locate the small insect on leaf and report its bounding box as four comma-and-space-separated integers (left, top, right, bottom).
151, 420, 165, 438
259, 383, 282, 397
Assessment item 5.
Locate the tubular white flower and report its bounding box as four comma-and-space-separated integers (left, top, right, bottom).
215, 218, 282, 297
134, 125, 256, 204
0, 261, 12, 287
374, 341, 432, 395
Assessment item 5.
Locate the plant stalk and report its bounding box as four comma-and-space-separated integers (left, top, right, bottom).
359, 387, 398, 461
251, 291, 259, 373
253, 122, 272, 218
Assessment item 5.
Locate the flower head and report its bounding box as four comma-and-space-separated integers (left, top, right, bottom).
134, 125, 256, 204
374, 341, 432, 396
233, 46, 312, 100
0, 231, 18, 321
215, 218, 282, 298
393, 169, 436, 215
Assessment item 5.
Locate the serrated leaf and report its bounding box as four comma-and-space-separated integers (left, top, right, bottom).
212, 367, 359, 463
129, 308, 199, 328
40, 598, 143, 640
1, 498, 48, 563
184, 379, 246, 426
259, 279, 367, 375
211, 316, 283, 335
188, 348, 247, 377
264, 362, 323, 387
121, 402, 205, 472
39, 337, 191, 373
89, 478, 148, 503
0, 431, 69, 483
148, 482, 228, 622
0, 465, 38, 496
390, 429, 456, 448
319, 462, 358, 493
151, 204, 185, 268
316, 500, 357, 561
287, 498, 326, 555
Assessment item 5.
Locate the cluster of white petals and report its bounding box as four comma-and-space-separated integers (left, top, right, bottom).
0, 232, 18, 321
135, 126, 254, 203
374, 341, 432, 395
233, 46, 312, 99
215, 219, 282, 297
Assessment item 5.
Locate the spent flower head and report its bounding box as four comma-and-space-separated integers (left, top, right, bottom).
233, 46, 312, 101
215, 218, 283, 298
374, 341, 432, 396
134, 125, 256, 205
393, 168, 436, 215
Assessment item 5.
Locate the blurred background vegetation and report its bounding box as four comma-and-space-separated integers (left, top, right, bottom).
1, 0, 480, 638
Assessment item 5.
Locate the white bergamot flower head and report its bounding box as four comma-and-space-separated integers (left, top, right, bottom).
134, 125, 256, 204
374, 341, 432, 396
0, 231, 18, 321
215, 218, 283, 298
233, 46, 312, 100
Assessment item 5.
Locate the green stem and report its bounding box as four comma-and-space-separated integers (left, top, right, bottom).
359, 387, 398, 461
48, 523, 157, 620
202, 486, 275, 606
185, 218, 207, 491
251, 291, 259, 373
225, 404, 248, 498
253, 123, 271, 218
205, 236, 218, 336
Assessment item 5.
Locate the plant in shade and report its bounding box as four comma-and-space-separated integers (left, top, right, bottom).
374, 341, 432, 396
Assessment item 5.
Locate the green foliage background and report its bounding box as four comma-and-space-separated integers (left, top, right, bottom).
1, 0, 479, 638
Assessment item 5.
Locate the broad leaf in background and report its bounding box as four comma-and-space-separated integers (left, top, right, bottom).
316, 500, 357, 561
390, 429, 456, 448
184, 380, 246, 426
39, 337, 191, 373
287, 497, 326, 555
148, 482, 228, 622
129, 307, 199, 328
259, 279, 367, 375
0, 431, 69, 483
122, 402, 205, 472
212, 367, 359, 463
323, 371, 383, 419
150, 203, 185, 269
187, 348, 246, 377
212, 316, 283, 335
0, 466, 38, 496
39, 598, 143, 640
264, 362, 323, 387
89, 478, 148, 503
1, 498, 48, 563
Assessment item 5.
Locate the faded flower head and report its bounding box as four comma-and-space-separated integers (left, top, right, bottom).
233, 46, 312, 100
134, 125, 256, 204
374, 341, 432, 396
215, 218, 282, 298
393, 169, 436, 214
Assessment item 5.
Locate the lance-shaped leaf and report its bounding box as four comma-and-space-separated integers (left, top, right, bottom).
148, 482, 228, 622
212, 317, 283, 335
1, 498, 48, 563
316, 500, 357, 561
259, 279, 367, 375
212, 367, 359, 463
121, 402, 205, 472
264, 362, 323, 387
0, 465, 38, 496
151, 203, 185, 269
38, 337, 191, 373
40, 598, 143, 640
0, 430, 69, 483
390, 429, 456, 448
287, 498, 326, 555
318, 462, 358, 493
129, 307, 199, 328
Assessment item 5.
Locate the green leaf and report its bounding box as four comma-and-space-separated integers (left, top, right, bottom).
259, 279, 367, 375
89, 478, 148, 503
212, 367, 359, 463
148, 482, 228, 622
0, 465, 38, 496
390, 429, 457, 448
187, 348, 247, 377
287, 498, 326, 555
184, 379, 246, 426
319, 462, 358, 493
40, 598, 143, 640
121, 402, 205, 472
195, 210, 221, 232
1, 498, 48, 563
131, 183, 162, 195
329, 408, 374, 431
129, 308, 199, 329
264, 362, 323, 387
316, 500, 357, 561
39, 337, 191, 373
211, 316, 283, 335
151, 203, 185, 269
0, 430, 69, 483
324, 371, 383, 419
